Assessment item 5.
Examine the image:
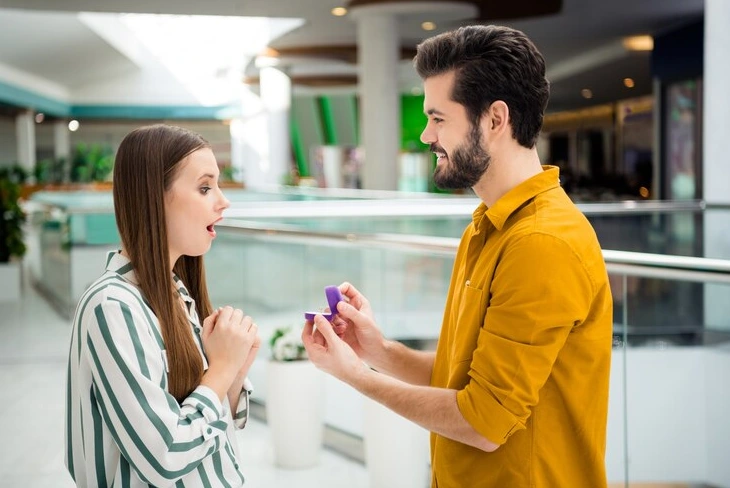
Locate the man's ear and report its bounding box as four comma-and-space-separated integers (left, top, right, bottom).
485, 100, 510, 136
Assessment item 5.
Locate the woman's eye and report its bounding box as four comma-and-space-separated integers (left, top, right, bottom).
200, 186, 211, 195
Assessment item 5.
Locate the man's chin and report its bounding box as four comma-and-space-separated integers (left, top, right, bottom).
433, 177, 470, 191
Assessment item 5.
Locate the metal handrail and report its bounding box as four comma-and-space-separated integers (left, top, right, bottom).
222, 198, 705, 219
217, 219, 730, 284
28, 195, 706, 217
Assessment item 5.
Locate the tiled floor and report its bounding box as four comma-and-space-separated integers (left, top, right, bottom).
0, 280, 369, 488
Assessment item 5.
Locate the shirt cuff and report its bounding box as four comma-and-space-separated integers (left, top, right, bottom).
185, 385, 229, 439
456, 386, 524, 445
233, 378, 254, 430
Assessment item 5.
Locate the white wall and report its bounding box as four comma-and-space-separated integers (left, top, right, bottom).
707, 347, 730, 486
623, 348, 707, 483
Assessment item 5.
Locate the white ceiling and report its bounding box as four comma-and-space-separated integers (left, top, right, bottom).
0, 0, 705, 113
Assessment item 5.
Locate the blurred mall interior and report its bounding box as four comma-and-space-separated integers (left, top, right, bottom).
0, 0, 728, 486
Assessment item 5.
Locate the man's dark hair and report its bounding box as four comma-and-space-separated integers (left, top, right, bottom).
414, 25, 549, 148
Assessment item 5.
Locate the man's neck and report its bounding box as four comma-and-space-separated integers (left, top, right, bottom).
472, 146, 543, 207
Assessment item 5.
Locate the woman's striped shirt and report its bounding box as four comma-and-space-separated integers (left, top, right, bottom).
65, 251, 250, 487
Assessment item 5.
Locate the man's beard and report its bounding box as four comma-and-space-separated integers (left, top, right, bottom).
432, 124, 491, 190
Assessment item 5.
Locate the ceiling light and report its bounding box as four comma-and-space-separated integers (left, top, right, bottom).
255, 55, 280, 68
331, 7, 347, 16
68, 120, 80, 132
255, 47, 280, 68
581, 88, 593, 99
421, 21, 437, 31
623, 35, 653, 51
623, 78, 635, 88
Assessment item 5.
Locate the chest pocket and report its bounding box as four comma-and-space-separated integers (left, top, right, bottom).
451, 281, 485, 363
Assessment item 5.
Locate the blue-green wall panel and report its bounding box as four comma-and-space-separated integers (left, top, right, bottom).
0, 80, 70, 117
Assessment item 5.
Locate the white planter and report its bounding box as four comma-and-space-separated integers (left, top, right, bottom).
364, 397, 430, 488
0, 261, 21, 302
265, 359, 325, 469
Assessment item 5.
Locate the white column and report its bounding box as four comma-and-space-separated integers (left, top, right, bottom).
703, 4, 730, 485
352, 10, 400, 191
230, 87, 265, 186
53, 120, 71, 161
703, 0, 730, 205
232, 69, 291, 189
260, 66, 291, 188
15, 110, 36, 173
702, 0, 730, 271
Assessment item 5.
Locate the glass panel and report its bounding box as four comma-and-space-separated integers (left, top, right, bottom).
606, 271, 628, 487
622, 278, 730, 487
206, 225, 730, 487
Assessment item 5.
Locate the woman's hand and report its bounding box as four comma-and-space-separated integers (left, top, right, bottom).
200, 306, 260, 399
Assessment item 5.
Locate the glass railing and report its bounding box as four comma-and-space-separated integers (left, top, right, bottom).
223, 199, 711, 256
205, 220, 730, 488
24, 191, 730, 486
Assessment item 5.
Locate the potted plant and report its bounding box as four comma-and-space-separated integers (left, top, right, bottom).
265, 325, 325, 469
0, 166, 27, 302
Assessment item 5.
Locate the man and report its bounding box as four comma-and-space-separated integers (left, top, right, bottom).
302, 25, 613, 487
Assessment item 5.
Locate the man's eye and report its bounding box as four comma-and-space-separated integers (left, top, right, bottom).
433, 117, 443, 123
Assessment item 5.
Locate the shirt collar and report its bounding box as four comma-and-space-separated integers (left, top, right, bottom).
474, 165, 561, 232
105, 251, 193, 302
105, 250, 139, 285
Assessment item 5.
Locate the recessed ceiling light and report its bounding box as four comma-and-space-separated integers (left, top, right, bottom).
331, 7, 347, 16
421, 21, 437, 31
623, 78, 635, 88
623, 35, 653, 51
581, 88, 593, 99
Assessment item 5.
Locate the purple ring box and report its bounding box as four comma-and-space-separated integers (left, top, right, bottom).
304, 286, 343, 321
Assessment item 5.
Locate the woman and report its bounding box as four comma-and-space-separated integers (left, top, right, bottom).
65, 124, 260, 487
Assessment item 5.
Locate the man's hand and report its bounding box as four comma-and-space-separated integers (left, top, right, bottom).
302, 314, 368, 385
330, 282, 387, 367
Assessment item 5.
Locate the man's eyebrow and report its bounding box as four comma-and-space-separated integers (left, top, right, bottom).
425, 108, 445, 116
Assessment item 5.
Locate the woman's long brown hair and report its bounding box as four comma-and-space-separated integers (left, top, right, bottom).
113, 124, 213, 402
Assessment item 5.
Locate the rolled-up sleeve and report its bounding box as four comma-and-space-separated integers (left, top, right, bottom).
456, 233, 594, 445
86, 298, 229, 486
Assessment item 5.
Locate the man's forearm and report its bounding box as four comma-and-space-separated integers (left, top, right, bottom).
350, 366, 499, 452
368, 340, 435, 386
